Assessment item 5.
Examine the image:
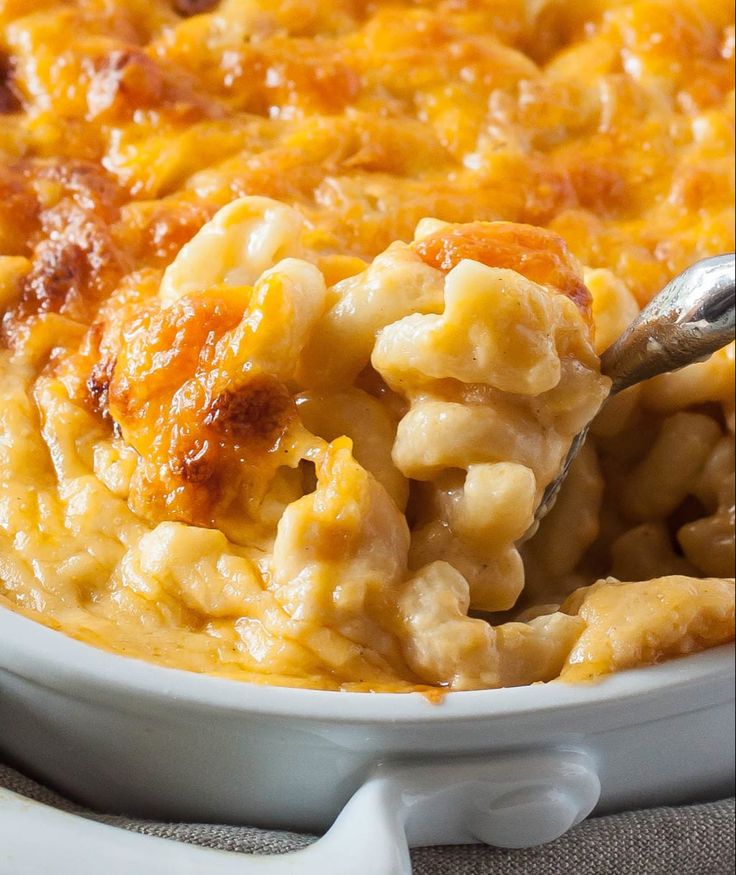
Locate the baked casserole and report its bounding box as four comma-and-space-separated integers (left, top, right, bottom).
0, 0, 734, 692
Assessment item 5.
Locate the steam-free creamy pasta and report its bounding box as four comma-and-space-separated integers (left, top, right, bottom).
0, 0, 733, 692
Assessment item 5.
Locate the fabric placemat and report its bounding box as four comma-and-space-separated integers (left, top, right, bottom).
2, 763, 734, 874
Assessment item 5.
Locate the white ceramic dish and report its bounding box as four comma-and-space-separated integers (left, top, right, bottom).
0, 606, 734, 874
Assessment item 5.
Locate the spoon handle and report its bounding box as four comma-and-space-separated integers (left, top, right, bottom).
600, 253, 735, 395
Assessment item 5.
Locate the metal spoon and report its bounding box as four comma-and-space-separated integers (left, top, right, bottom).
530, 253, 736, 533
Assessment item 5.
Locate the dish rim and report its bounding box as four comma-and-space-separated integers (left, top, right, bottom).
1, 606, 733, 723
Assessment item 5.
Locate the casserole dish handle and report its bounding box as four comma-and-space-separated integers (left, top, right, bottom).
0, 749, 600, 875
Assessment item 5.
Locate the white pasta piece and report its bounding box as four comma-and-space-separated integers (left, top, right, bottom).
404, 461, 530, 612
585, 267, 639, 354
34, 375, 104, 483
222, 257, 328, 380
413, 217, 452, 241
619, 412, 722, 521
444, 462, 536, 550
397, 561, 500, 689
691, 436, 735, 513
373, 262, 564, 396
611, 521, 696, 581
391, 397, 557, 483
232, 614, 326, 677
641, 343, 735, 413
678, 436, 735, 578
398, 561, 585, 689
679, 515, 735, 579
0, 355, 53, 499
538, 356, 609, 436
495, 613, 586, 687
62, 475, 144, 552
10, 313, 86, 369
92, 440, 139, 499
159, 196, 305, 304
119, 522, 264, 617
298, 242, 445, 387
524, 441, 604, 580
296, 388, 409, 509
270, 438, 410, 627
410, 518, 526, 611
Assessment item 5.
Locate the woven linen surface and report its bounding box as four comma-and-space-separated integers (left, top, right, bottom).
2, 764, 734, 874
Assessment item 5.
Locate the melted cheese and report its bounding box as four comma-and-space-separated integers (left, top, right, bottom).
0, 0, 733, 691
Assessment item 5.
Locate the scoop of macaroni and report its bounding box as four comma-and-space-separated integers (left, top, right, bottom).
0, 0, 733, 693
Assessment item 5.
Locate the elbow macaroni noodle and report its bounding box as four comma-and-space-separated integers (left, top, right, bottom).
0, 0, 733, 692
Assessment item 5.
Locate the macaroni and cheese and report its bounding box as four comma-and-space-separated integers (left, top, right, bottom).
0, 0, 733, 692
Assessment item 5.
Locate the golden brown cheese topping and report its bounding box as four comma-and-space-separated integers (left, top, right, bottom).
0, 0, 733, 692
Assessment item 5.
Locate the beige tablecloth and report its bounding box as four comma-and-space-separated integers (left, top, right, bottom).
2, 764, 734, 874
